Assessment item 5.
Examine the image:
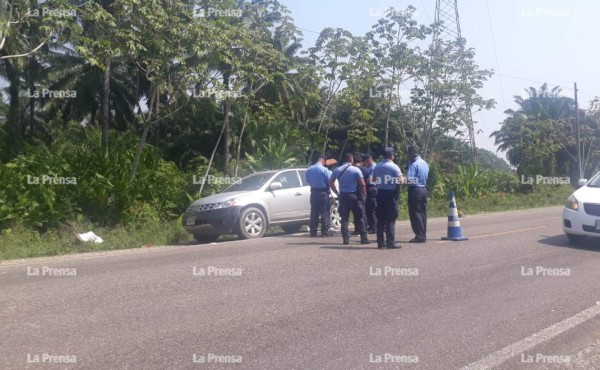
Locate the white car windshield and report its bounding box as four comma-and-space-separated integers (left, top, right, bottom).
587, 173, 600, 188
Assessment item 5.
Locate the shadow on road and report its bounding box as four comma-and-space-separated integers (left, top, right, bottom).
320, 246, 380, 250
538, 234, 600, 252
181, 230, 301, 246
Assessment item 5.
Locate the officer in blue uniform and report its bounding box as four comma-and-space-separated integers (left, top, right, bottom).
329, 153, 370, 245
363, 154, 377, 233
305, 154, 332, 237
352, 157, 369, 236
406, 146, 430, 243
372, 147, 404, 249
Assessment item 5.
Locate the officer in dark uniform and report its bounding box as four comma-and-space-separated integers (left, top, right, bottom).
329, 153, 370, 245
372, 147, 404, 249
352, 157, 369, 236
406, 146, 430, 243
305, 154, 332, 237
363, 154, 377, 234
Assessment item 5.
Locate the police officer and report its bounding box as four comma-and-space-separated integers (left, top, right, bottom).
352, 157, 369, 236
305, 154, 332, 237
406, 146, 430, 243
329, 153, 370, 245
363, 154, 377, 234
372, 147, 404, 249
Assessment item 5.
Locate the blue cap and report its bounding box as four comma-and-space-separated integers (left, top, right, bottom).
384, 147, 396, 156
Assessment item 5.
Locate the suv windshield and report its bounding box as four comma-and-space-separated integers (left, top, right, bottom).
223, 173, 274, 192
587, 173, 600, 188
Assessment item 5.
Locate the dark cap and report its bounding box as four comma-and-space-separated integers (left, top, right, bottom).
362, 154, 372, 161
317, 154, 326, 160
353, 157, 362, 164
384, 147, 396, 156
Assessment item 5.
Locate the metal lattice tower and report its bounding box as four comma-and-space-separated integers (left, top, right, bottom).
433, 0, 477, 163
434, 0, 462, 43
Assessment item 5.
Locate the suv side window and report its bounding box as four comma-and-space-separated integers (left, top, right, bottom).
297, 170, 308, 186
272, 171, 301, 189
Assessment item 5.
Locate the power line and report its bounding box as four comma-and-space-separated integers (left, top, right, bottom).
296, 26, 321, 35
484, 0, 506, 110
496, 73, 599, 100
419, 0, 432, 23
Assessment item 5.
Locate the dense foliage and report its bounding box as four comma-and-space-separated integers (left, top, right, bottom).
491, 85, 600, 178
1, 1, 590, 235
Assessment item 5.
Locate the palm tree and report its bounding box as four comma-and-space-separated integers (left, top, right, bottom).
491, 84, 576, 176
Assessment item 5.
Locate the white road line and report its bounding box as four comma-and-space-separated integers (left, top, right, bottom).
460, 301, 600, 370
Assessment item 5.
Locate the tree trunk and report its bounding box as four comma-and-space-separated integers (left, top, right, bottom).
130, 87, 157, 181
130, 124, 150, 181
27, 56, 35, 138
4, 60, 22, 160
101, 58, 111, 150
199, 119, 228, 196
223, 102, 231, 171
234, 110, 249, 177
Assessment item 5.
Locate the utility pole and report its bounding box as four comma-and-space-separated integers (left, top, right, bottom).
574, 82, 582, 179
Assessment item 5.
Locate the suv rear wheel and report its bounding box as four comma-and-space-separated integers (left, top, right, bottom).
236, 207, 267, 239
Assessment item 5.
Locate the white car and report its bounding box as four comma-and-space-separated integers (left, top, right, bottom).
563, 172, 600, 244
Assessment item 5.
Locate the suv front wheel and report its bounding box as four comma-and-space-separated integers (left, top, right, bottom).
236, 207, 267, 239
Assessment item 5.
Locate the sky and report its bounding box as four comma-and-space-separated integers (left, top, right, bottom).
281, 0, 600, 155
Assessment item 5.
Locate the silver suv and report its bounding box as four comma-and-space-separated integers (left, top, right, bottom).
183, 168, 341, 243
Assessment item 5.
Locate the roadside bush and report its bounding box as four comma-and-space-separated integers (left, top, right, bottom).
0, 128, 188, 229
443, 164, 492, 198
487, 170, 520, 193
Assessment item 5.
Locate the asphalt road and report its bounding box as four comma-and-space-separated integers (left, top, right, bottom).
1, 206, 600, 370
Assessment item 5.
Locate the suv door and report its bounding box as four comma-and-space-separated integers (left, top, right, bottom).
296, 169, 311, 219
266, 170, 307, 222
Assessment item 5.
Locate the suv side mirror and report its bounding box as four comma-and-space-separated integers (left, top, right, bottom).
269, 182, 283, 190
577, 179, 587, 187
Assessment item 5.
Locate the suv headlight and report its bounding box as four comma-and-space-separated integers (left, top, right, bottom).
565, 195, 578, 211
214, 199, 239, 209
